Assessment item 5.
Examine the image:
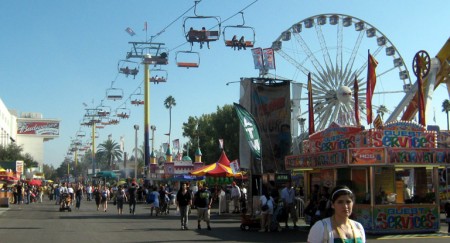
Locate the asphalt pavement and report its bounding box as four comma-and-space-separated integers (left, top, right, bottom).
0, 198, 449, 243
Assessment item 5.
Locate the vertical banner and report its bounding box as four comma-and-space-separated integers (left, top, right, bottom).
172, 139, 180, 150
218, 139, 224, 149
234, 103, 261, 159
366, 51, 378, 125
250, 80, 291, 172
251, 48, 264, 70
230, 160, 240, 175
307, 73, 315, 135
354, 76, 360, 126
263, 48, 276, 70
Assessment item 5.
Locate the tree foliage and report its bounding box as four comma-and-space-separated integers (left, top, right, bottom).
0, 143, 38, 168
96, 138, 123, 170
182, 104, 239, 164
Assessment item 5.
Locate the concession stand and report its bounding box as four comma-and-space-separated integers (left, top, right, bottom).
285, 121, 450, 234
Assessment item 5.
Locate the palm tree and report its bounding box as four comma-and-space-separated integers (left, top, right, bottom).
163, 95, 176, 145
377, 105, 389, 119
97, 138, 123, 170
442, 99, 450, 130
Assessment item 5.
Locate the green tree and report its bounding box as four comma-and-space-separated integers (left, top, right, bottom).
0, 143, 38, 168
182, 104, 239, 163
442, 99, 450, 130
164, 95, 176, 146
96, 138, 123, 170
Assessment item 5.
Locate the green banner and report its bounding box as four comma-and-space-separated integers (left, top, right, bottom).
234, 103, 261, 159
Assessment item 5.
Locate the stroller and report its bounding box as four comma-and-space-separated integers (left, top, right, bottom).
240, 214, 261, 231
59, 193, 72, 212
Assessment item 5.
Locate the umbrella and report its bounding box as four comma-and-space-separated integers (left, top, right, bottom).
95, 171, 117, 179
28, 179, 42, 186
117, 181, 127, 186
190, 162, 244, 178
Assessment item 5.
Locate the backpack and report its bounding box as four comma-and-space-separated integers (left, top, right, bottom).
101, 191, 108, 199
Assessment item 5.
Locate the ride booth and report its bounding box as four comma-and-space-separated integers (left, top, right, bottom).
285, 121, 450, 234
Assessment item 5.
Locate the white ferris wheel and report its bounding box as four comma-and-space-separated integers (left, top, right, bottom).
271, 13, 412, 132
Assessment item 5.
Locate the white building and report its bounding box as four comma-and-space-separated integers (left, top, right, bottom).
0, 98, 60, 167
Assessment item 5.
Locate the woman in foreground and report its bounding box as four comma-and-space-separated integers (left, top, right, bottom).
307, 185, 365, 243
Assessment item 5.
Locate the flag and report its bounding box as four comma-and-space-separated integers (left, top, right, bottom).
366, 51, 378, 124
417, 53, 426, 126
230, 160, 240, 174
263, 48, 276, 70
251, 48, 264, 70
218, 139, 224, 149
354, 76, 360, 126
125, 27, 136, 36
307, 73, 315, 135
172, 139, 180, 150
234, 103, 261, 159
120, 136, 124, 152
143, 21, 147, 31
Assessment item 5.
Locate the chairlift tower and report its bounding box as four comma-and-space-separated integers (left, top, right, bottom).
125, 41, 168, 179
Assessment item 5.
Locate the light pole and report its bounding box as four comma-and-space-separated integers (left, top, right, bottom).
134, 125, 139, 180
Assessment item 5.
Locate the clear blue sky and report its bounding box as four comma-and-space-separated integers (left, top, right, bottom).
1, 0, 449, 168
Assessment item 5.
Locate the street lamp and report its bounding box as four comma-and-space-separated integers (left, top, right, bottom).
133, 125, 139, 180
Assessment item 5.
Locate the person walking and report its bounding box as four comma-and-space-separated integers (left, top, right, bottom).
115, 185, 127, 215
149, 186, 160, 216
128, 180, 138, 215
307, 185, 366, 243
259, 190, 274, 232
230, 182, 241, 214
75, 183, 83, 210
176, 183, 192, 230
281, 181, 298, 229
93, 186, 101, 211
194, 184, 213, 230
101, 186, 109, 212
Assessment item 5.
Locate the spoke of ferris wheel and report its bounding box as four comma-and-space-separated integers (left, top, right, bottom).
319, 104, 334, 128
329, 102, 342, 126
312, 81, 333, 96
293, 33, 331, 88
277, 49, 332, 90
339, 31, 364, 88
314, 23, 334, 78
336, 19, 344, 88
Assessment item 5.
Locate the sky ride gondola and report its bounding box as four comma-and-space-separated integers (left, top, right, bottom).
97, 103, 111, 117
142, 49, 169, 66
118, 60, 139, 79
176, 50, 200, 68
222, 12, 255, 50
183, 1, 221, 48
76, 130, 86, 138
150, 68, 168, 83
130, 88, 144, 106
106, 87, 123, 101
116, 107, 130, 119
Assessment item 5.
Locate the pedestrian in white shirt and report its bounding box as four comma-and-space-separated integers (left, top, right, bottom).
281, 181, 298, 229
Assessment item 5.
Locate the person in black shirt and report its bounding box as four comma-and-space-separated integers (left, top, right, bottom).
176, 183, 192, 230
128, 181, 138, 215
194, 184, 212, 230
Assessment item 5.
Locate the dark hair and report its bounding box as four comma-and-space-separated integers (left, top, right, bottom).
330, 185, 354, 203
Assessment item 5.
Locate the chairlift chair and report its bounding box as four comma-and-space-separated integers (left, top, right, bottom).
176, 50, 200, 68
143, 50, 169, 66
116, 107, 131, 119
118, 60, 140, 79
150, 69, 168, 84
183, 2, 221, 47
76, 130, 86, 138
222, 12, 255, 49
97, 105, 111, 117
130, 93, 144, 106
106, 88, 124, 101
